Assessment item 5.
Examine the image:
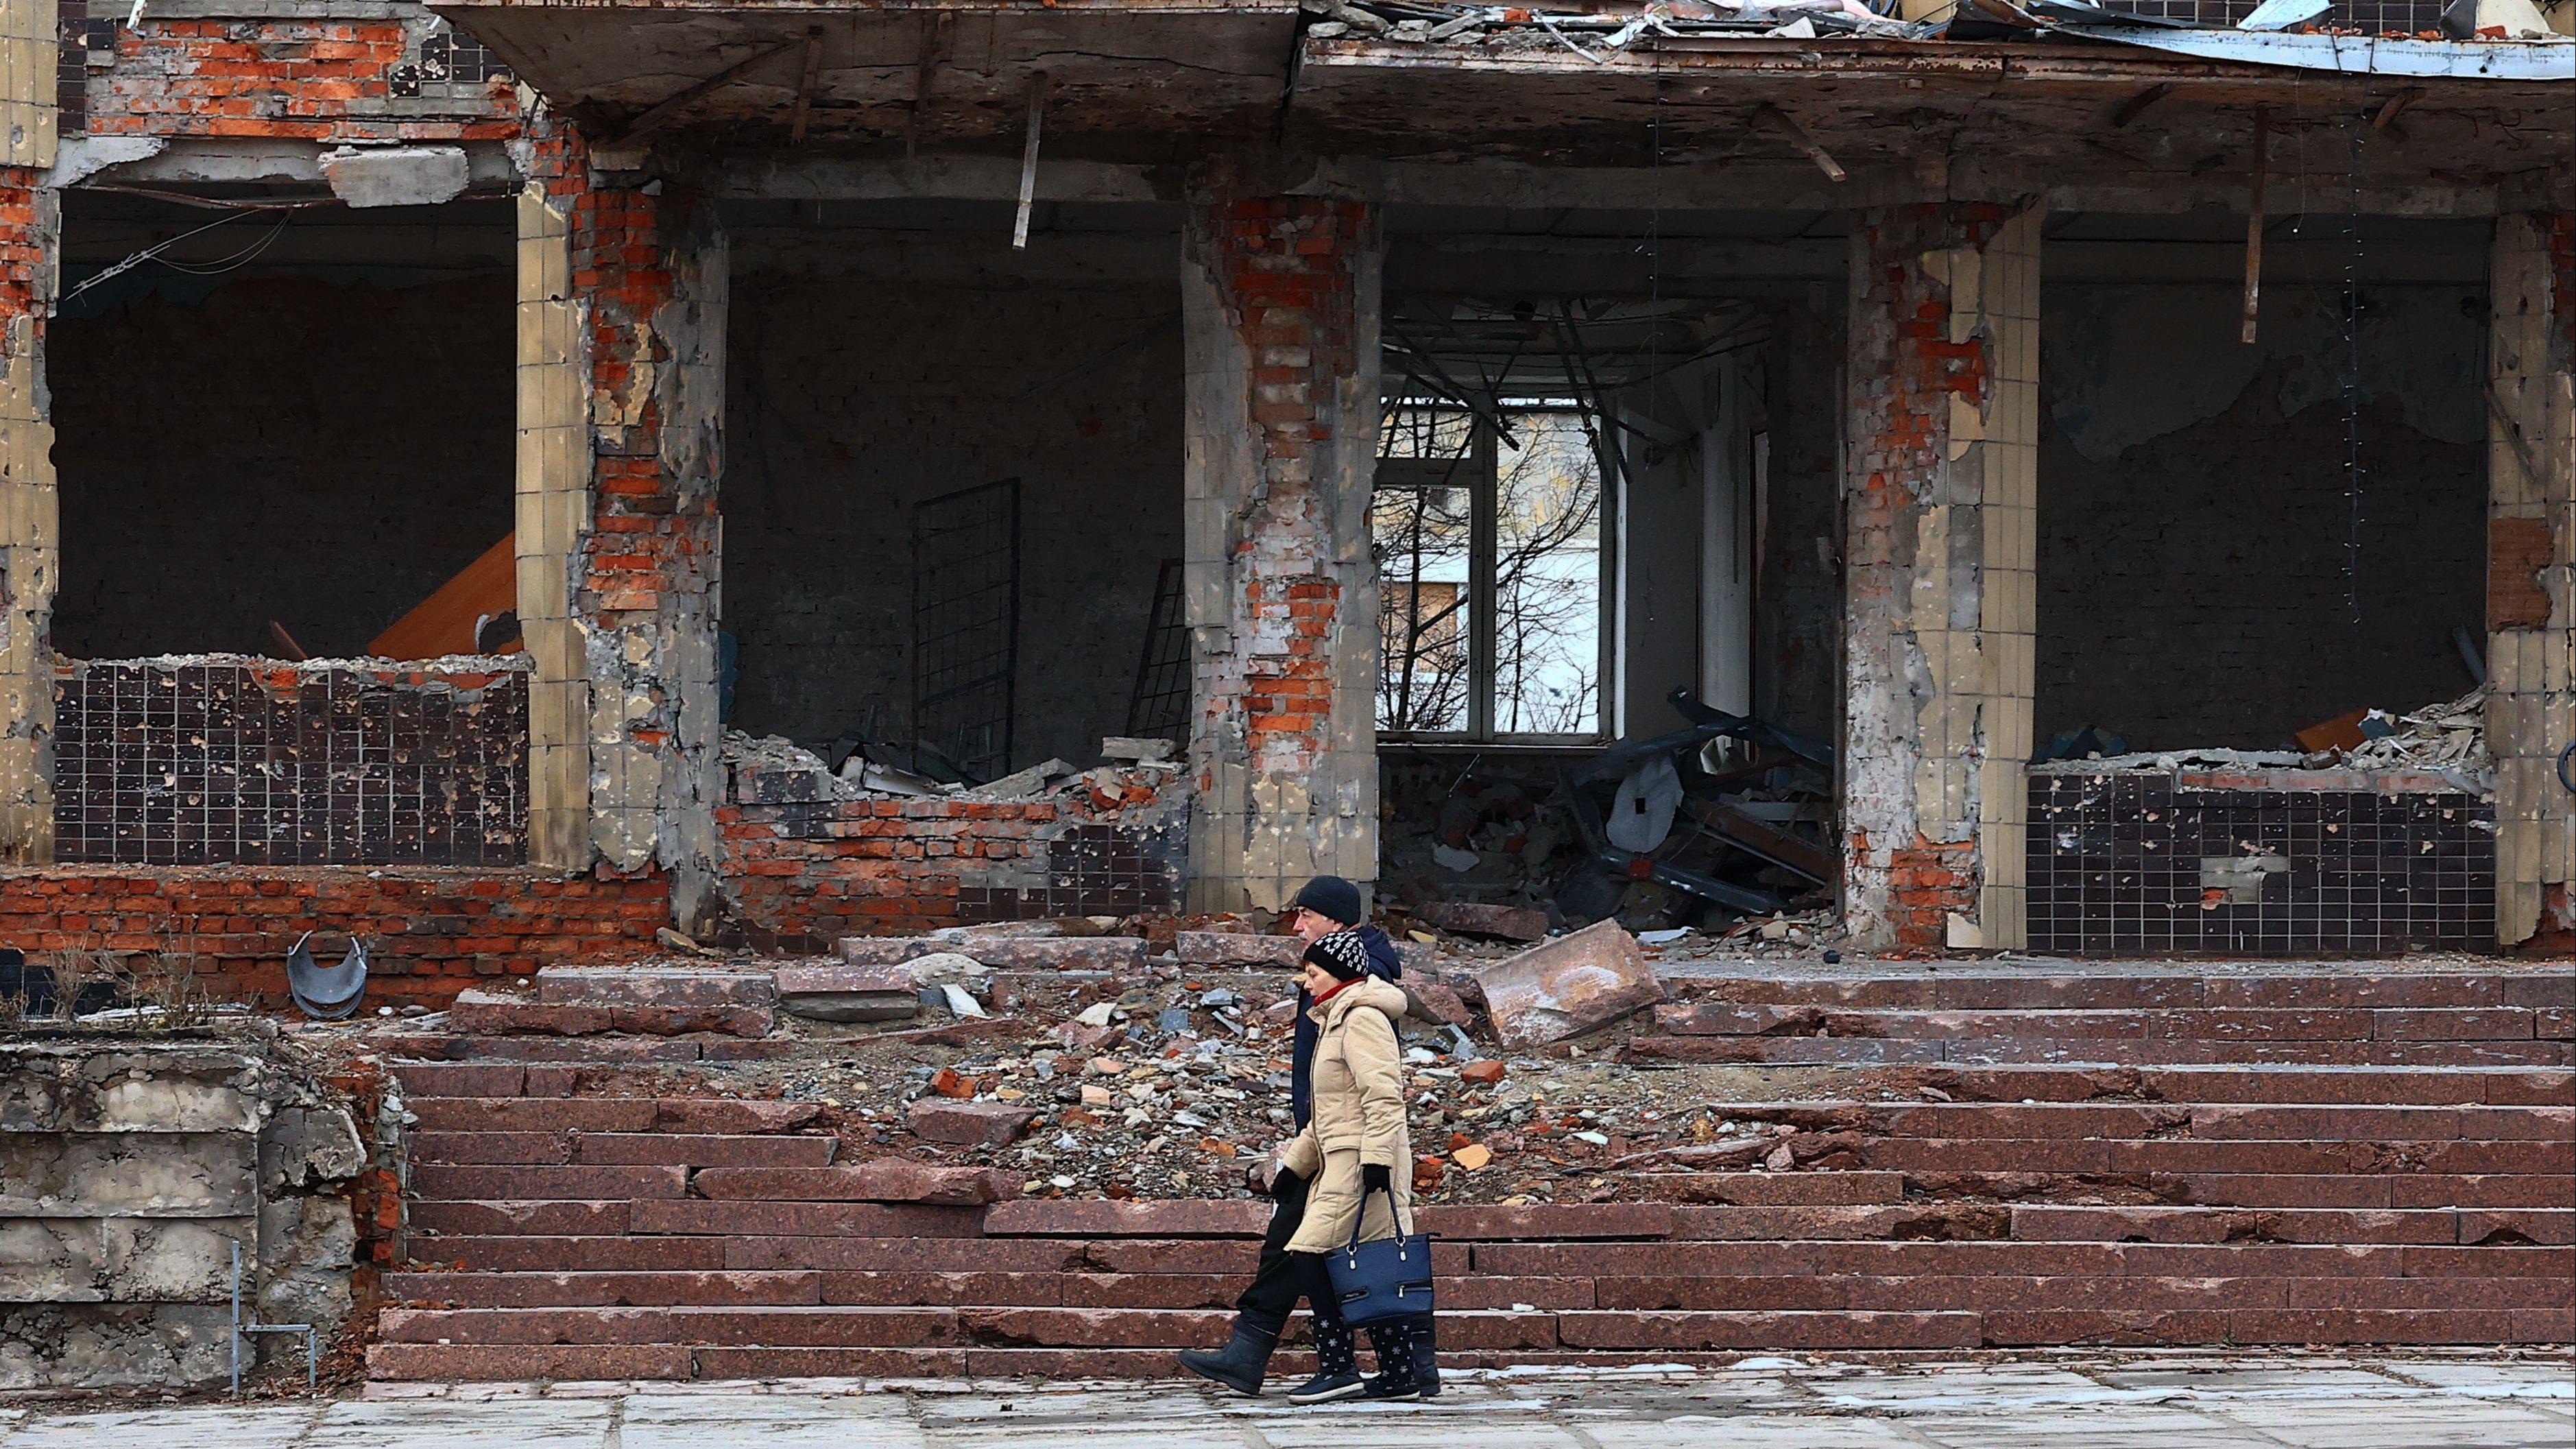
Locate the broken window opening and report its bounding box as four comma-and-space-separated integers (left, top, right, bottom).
1373, 400, 1609, 743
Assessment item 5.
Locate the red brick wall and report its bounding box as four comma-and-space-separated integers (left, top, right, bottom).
0, 867, 664, 1009
717, 772, 1187, 946
82, 17, 518, 141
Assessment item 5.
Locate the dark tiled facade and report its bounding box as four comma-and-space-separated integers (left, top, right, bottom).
955, 821, 1188, 922
53, 659, 529, 867
2028, 771, 2496, 956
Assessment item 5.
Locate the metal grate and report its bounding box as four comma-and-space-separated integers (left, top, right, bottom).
912, 478, 1022, 782
2095, 0, 2453, 30
52, 660, 529, 867
1125, 558, 1191, 743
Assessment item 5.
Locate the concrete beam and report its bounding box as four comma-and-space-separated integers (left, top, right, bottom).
49, 136, 520, 193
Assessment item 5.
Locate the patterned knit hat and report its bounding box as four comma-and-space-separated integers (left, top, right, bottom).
1302, 930, 1373, 983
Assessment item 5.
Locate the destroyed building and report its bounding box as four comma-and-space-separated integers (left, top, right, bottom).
3, 0, 2571, 985
0, 0, 2566, 977
0, 0, 2572, 1396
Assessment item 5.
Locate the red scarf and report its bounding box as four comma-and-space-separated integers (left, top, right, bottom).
1310, 975, 1362, 1009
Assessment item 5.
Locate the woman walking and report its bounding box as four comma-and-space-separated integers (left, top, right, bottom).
1177, 876, 1435, 1402
1269, 928, 1436, 1402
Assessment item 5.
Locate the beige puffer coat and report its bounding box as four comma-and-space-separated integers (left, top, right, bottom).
1278, 976, 1415, 1255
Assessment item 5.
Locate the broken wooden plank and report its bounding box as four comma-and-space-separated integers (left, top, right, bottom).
369, 535, 518, 660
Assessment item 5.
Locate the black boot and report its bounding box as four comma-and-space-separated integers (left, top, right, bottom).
1286, 1312, 1364, 1404
1406, 1315, 1440, 1400
1362, 1316, 1439, 1401
1177, 1309, 1284, 1396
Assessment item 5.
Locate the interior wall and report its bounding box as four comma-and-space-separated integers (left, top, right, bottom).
2036, 274, 2488, 751
721, 217, 1184, 769
1753, 293, 1844, 745
49, 274, 514, 659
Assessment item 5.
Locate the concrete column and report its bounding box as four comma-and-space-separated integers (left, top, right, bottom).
516, 135, 592, 874
1180, 193, 1383, 914
520, 119, 727, 926
0, 0, 56, 864
2486, 212, 2575, 950
1842, 202, 2041, 953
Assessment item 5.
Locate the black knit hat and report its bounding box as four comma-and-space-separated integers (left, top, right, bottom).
1292, 874, 1364, 929
1303, 931, 1372, 983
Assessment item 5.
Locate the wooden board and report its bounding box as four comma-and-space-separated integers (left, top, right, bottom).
369, 534, 518, 660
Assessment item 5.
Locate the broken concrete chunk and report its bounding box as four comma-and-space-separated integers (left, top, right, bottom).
1100, 736, 1177, 762
771, 963, 920, 1024
968, 938, 1146, 972
1466, 920, 1663, 1051
966, 758, 1076, 800
1419, 901, 1550, 942
1176, 931, 1304, 968
257, 1107, 365, 1192
907, 1099, 1037, 1147
836, 937, 936, 966
320, 145, 469, 208
1403, 982, 1476, 1028
898, 953, 991, 986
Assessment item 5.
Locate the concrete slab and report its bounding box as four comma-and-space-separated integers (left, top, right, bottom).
2203, 1402, 2576, 1448
1585, 1420, 1927, 1449
618, 1393, 924, 1449
3, 1356, 2570, 1448
303, 1400, 610, 1449
0, 1406, 315, 1449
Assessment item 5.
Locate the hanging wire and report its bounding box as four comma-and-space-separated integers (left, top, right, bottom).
2342, 106, 2365, 627
156, 212, 293, 276
61, 211, 259, 305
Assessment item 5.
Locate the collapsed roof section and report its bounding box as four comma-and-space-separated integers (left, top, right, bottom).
429, 0, 2573, 203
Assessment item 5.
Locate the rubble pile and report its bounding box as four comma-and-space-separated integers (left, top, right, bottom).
2337, 687, 2490, 771
2030, 687, 2491, 789
1297, 0, 2573, 51
721, 729, 1185, 806
379, 915, 1907, 1208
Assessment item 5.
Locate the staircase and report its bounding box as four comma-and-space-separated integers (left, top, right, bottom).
366, 961, 2575, 1382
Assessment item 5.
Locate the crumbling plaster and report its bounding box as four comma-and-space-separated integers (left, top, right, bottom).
0, 0, 56, 867
0, 1038, 371, 1391
1841, 202, 2040, 954
1181, 189, 1383, 914
2486, 211, 2575, 948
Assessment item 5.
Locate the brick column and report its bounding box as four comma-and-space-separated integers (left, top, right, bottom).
2487, 212, 2575, 950
1842, 203, 2041, 953
1180, 193, 1382, 914
0, 0, 55, 864
519, 119, 727, 926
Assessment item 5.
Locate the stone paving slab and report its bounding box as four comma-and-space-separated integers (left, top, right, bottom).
1, 1356, 2568, 1447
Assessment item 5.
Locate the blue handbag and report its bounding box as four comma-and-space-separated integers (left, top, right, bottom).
1323, 1184, 1435, 1327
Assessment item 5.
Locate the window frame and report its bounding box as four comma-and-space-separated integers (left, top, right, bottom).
1372, 401, 1619, 747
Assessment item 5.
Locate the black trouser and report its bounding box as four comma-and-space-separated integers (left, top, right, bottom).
1235, 1168, 1323, 1321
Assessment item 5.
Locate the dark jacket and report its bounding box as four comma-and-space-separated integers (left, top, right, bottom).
1291, 925, 1402, 1129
